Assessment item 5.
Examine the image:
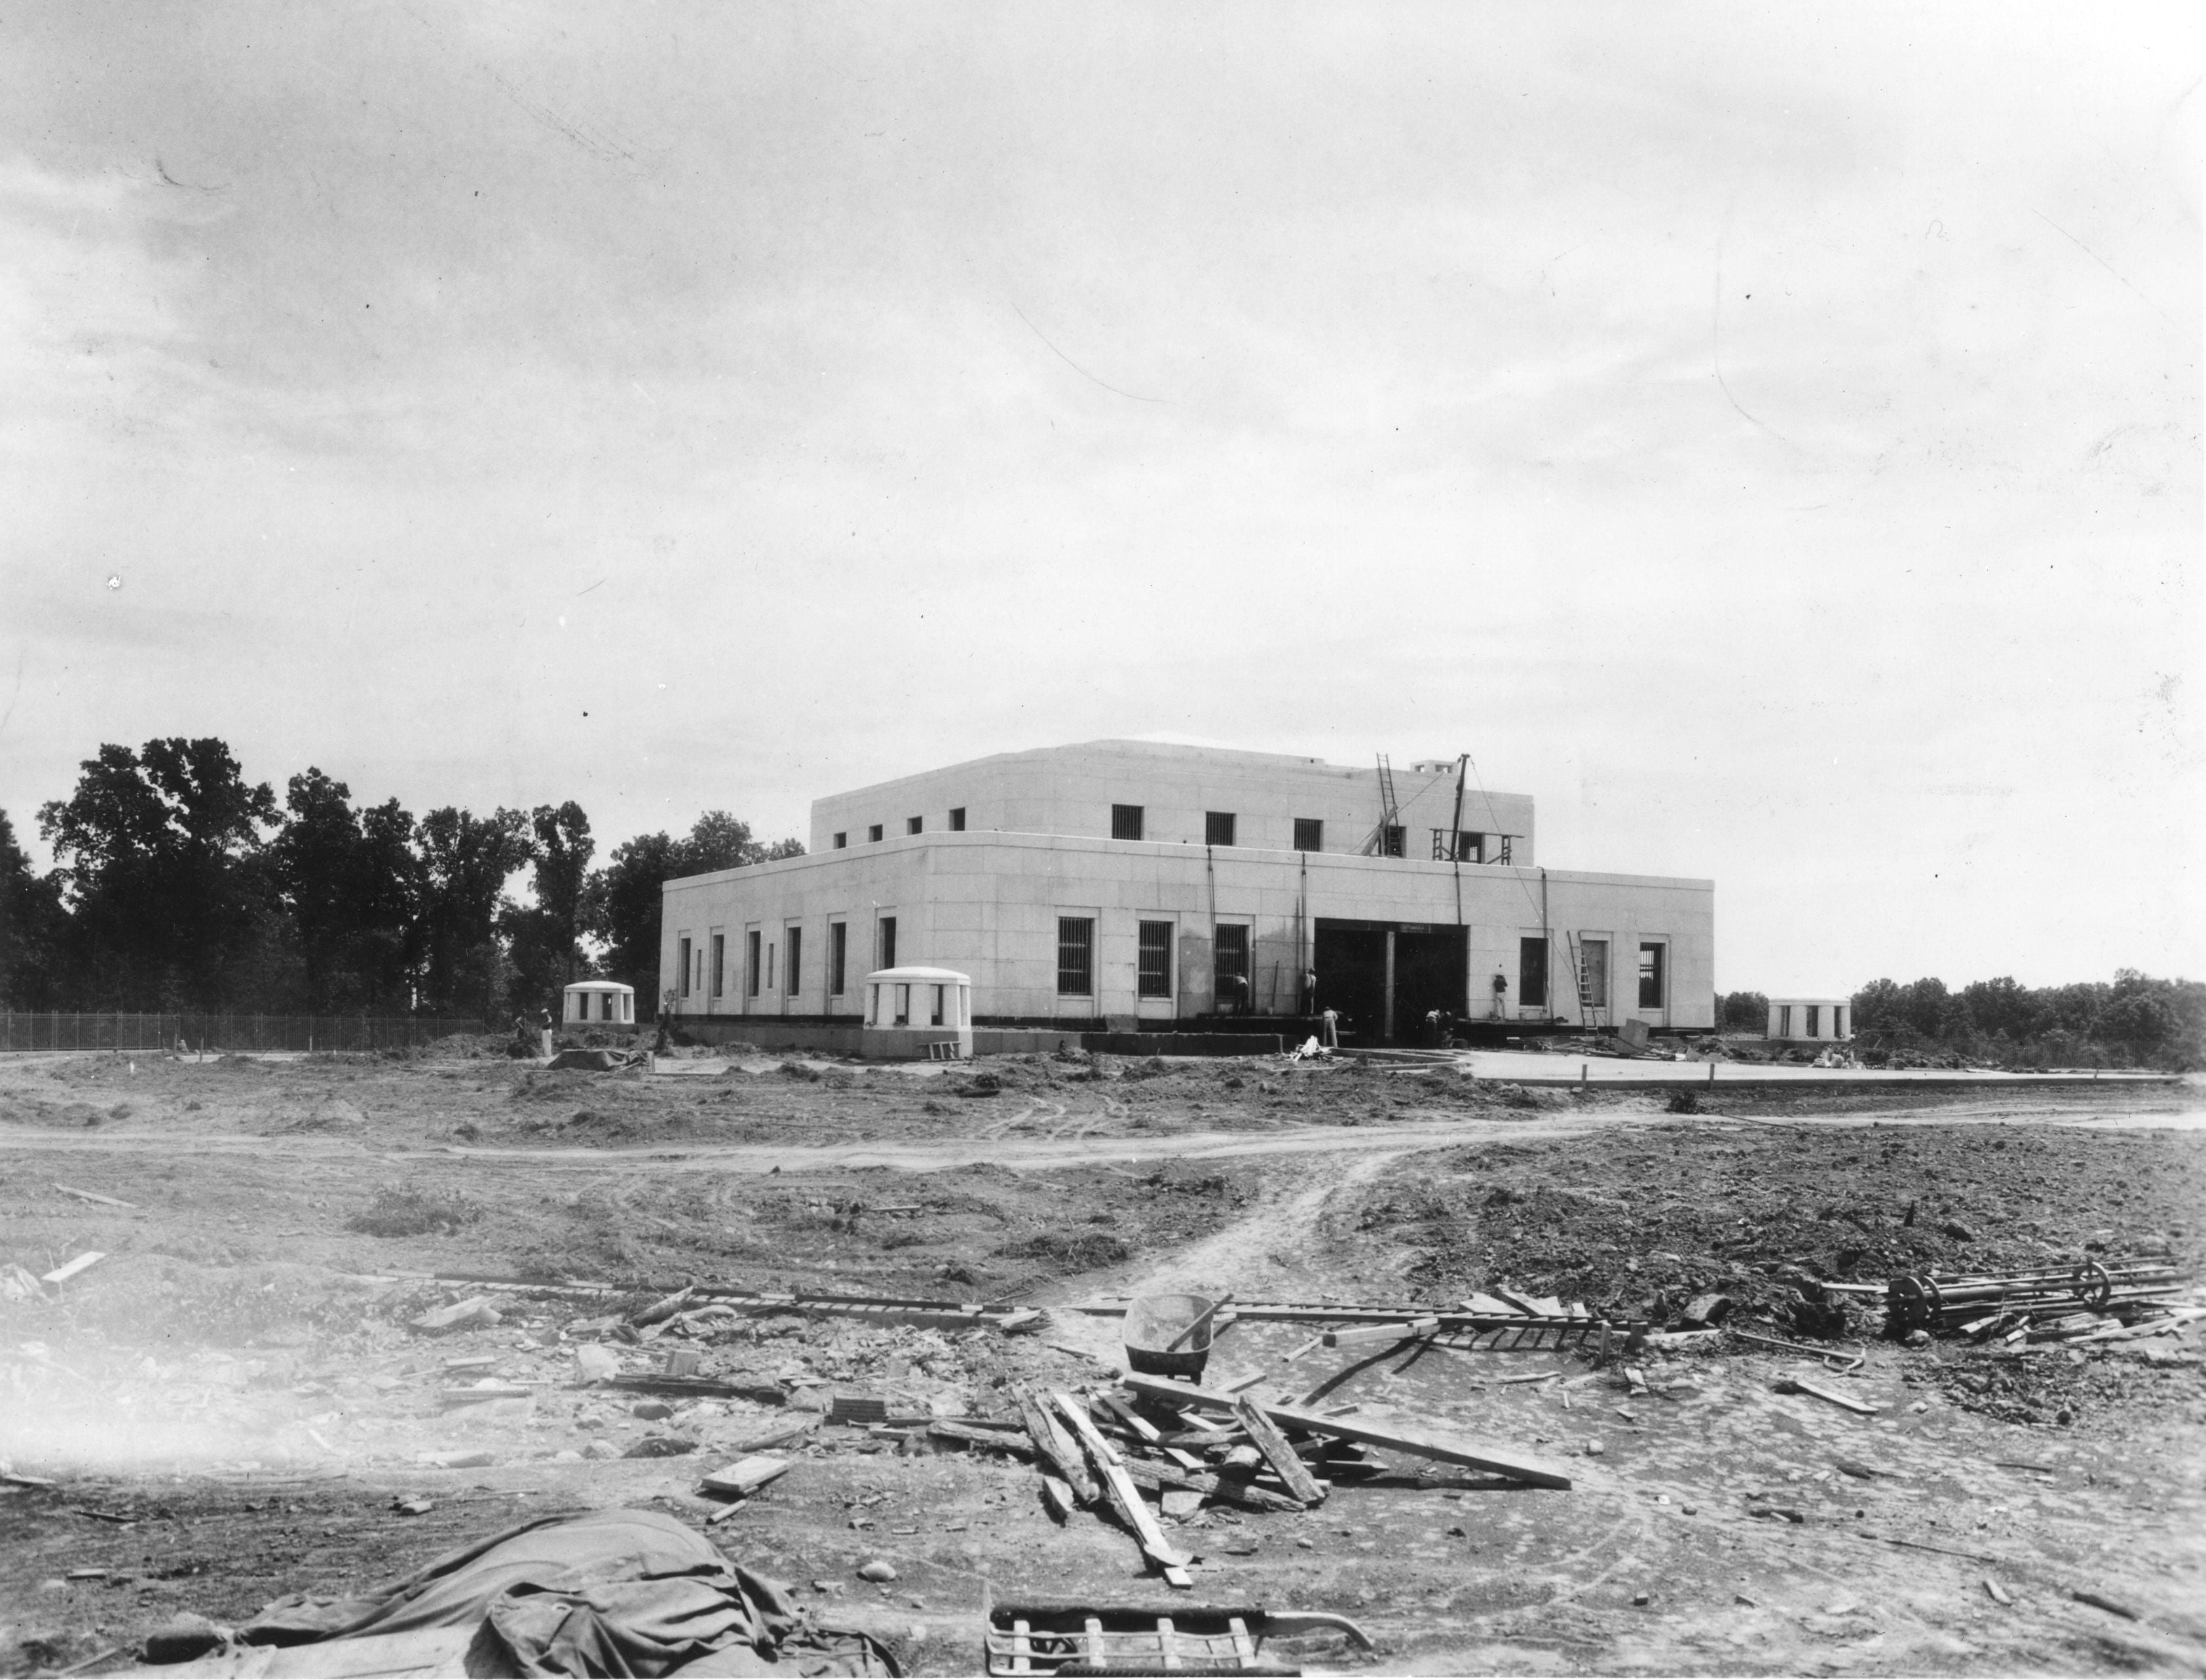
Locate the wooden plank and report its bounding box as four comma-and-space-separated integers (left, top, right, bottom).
1780, 1376, 1880, 1417
1120, 1373, 1572, 1490
41, 1252, 107, 1286
699, 1455, 791, 1497
53, 1184, 136, 1210
1235, 1396, 1327, 1506
1322, 1316, 1438, 1349
928, 1421, 1036, 1457
1094, 1392, 1162, 1444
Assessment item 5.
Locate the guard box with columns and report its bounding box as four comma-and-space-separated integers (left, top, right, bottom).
562, 980, 637, 1031
860, 966, 973, 1060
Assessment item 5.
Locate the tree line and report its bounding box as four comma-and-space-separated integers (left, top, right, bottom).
1717, 971, 2204, 1070
0, 737, 802, 1021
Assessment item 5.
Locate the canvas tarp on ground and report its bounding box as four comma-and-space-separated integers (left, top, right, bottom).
165, 1508, 895, 1677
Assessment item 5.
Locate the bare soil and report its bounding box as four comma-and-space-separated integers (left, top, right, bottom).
2, 1051, 2201, 1675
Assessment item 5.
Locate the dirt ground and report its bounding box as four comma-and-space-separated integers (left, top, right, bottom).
2, 1048, 2202, 1676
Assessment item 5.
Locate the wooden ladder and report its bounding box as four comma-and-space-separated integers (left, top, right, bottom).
1361, 754, 1403, 855
1565, 933, 1607, 1030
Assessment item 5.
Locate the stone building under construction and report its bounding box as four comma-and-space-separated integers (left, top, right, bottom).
659, 740, 1713, 1051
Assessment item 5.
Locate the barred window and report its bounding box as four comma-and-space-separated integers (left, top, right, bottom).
1292, 818, 1322, 852
1111, 804, 1144, 841
1382, 825, 1405, 857
1057, 917, 1094, 996
1138, 921, 1173, 998
1205, 811, 1236, 847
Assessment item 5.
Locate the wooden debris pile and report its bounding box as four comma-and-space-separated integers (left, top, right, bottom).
893, 1373, 1571, 1590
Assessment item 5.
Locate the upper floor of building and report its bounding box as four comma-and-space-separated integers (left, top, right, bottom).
807, 739, 1535, 866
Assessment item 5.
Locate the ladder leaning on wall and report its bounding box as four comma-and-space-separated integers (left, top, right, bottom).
1564, 933, 1607, 1032
1360, 755, 1403, 856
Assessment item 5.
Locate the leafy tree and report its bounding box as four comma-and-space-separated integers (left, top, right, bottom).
414, 806, 533, 1018
1716, 990, 1767, 1032
272, 770, 421, 1012
502, 801, 595, 1018
0, 810, 67, 1007
37, 739, 280, 1008
582, 812, 802, 1012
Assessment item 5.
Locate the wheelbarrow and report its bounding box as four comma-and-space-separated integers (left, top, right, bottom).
1121, 1292, 1227, 1381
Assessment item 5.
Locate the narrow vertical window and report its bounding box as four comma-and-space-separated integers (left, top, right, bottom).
1137, 921, 1173, 998
709, 934, 725, 998
1806, 1004, 1821, 1037
1638, 943, 1666, 1009
830, 923, 847, 996
931, 984, 945, 1026
786, 926, 802, 997
1779, 1004, 1793, 1038
1205, 812, 1236, 846
1056, 917, 1094, 996
745, 930, 760, 998
1111, 804, 1144, 841
1518, 937, 1547, 1009
678, 937, 692, 999
879, 916, 897, 971
948, 808, 966, 831
893, 984, 910, 1026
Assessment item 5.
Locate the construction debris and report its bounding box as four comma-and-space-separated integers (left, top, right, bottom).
982, 1597, 1373, 1676
1887, 1261, 2186, 1339
40, 1252, 106, 1287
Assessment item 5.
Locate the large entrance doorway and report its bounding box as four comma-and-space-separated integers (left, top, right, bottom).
1313, 919, 1467, 1043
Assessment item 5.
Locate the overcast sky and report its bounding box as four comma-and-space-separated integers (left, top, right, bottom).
2, 3, 2197, 994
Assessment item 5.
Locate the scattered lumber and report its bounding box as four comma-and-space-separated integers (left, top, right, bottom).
1017, 1390, 1098, 1506
1117, 1454, 1304, 1515
407, 1296, 500, 1334
1120, 1373, 1572, 1489
604, 1375, 787, 1405
1052, 1390, 1193, 1586
927, 1421, 1035, 1458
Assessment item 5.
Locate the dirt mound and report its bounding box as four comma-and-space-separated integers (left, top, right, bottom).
275, 1096, 368, 1132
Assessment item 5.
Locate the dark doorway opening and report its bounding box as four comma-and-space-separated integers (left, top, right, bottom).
1313, 919, 1467, 1043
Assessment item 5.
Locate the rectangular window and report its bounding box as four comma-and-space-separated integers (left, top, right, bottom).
1057, 916, 1094, 996
1292, 818, 1322, 852
767, 942, 776, 990
746, 930, 761, 998
1112, 804, 1145, 841
1519, 937, 1548, 1009
1214, 924, 1250, 1009
710, 934, 725, 998
678, 937, 692, 999
1137, 920, 1173, 998
1833, 1005, 1846, 1037
948, 807, 966, 832
893, 983, 910, 1026
1779, 1004, 1793, 1038
867, 824, 883, 843
829, 922, 848, 996
1638, 942, 1666, 1009
1382, 825, 1405, 858
1806, 1004, 1821, 1037
878, 916, 897, 971
786, 926, 802, 997
931, 984, 945, 1027
1205, 811, 1237, 847
832, 832, 847, 849
907, 815, 923, 834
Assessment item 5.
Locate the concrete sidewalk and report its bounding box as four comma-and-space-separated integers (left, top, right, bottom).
1455, 1047, 2180, 1088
